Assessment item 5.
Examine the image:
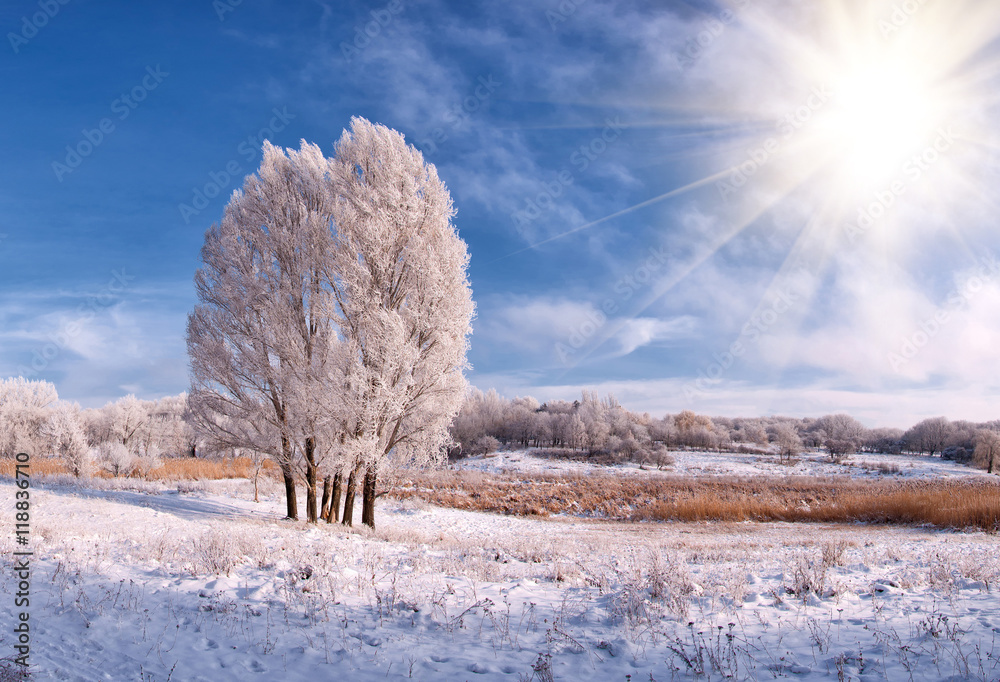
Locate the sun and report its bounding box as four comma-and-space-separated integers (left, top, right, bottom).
818, 56, 945, 190
517, 0, 996, 266
704, 0, 993, 243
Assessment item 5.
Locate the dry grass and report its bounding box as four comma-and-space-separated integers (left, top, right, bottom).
145, 456, 280, 481
390, 469, 1000, 532
0, 457, 70, 477
0, 455, 279, 481
7, 454, 999, 532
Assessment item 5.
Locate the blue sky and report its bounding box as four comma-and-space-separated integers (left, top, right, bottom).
3, 0, 1000, 427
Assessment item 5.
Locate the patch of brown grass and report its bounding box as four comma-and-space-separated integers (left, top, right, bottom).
145, 456, 279, 481
0, 455, 279, 481
0, 457, 69, 477
390, 470, 1000, 532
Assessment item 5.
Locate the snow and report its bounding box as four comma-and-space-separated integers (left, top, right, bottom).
2, 465, 999, 681
455, 447, 992, 480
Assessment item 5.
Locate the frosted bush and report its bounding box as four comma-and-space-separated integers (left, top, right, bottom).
97, 441, 135, 477
132, 448, 163, 478
66, 445, 95, 479
469, 435, 500, 455
191, 527, 266, 576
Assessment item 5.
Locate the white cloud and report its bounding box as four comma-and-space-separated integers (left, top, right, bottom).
480, 294, 696, 368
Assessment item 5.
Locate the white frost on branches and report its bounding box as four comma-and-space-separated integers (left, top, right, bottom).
187, 117, 475, 524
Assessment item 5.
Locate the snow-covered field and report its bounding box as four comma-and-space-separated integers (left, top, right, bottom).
456, 448, 991, 481
2, 457, 1000, 681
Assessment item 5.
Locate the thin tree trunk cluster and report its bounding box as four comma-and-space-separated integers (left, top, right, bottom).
306, 464, 378, 527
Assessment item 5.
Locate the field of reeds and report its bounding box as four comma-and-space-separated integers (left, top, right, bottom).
390, 469, 1000, 532
5, 453, 998, 532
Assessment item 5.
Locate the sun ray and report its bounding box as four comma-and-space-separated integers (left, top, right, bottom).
508, 0, 1000, 383
492, 168, 738, 262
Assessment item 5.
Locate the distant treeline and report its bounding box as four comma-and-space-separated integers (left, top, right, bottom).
4, 379, 999, 475
448, 389, 1000, 471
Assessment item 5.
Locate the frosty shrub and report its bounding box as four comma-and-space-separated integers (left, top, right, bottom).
191, 527, 265, 576
0, 656, 31, 682
633, 443, 674, 469
64, 443, 94, 478
469, 436, 500, 456
97, 441, 135, 477
785, 554, 829, 599
612, 550, 694, 627
132, 447, 163, 478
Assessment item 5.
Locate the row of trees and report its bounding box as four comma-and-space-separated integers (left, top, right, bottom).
0, 377, 193, 477
5, 375, 1000, 519
186, 118, 475, 528
448, 388, 1000, 472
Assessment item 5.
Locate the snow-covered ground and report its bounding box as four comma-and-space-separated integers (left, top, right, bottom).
455, 447, 991, 481
2, 473, 1000, 681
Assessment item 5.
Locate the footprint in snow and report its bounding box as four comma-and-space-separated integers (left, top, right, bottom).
243, 659, 266, 673
467, 662, 497, 674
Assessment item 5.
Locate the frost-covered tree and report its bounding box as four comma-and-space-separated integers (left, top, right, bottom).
673, 410, 716, 448
188, 140, 337, 522
771, 424, 802, 462
188, 120, 474, 528
143, 394, 194, 458
903, 416, 953, 455
43, 403, 91, 476
0, 377, 59, 457
974, 429, 1000, 474
108, 394, 149, 453
98, 441, 135, 477
325, 118, 474, 528
813, 413, 867, 458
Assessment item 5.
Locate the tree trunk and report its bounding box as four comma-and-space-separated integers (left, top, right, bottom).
281, 462, 298, 520
253, 465, 260, 503
362, 463, 377, 529
304, 437, 318, 523
328, 471, 342, 523
342, 467, 358, 526
279, 436, 298, 520
320, 475, 332, 520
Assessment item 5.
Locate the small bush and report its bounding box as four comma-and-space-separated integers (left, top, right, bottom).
468, 436, 500, 456
132, 449, 163, 478
98, 442, 135, 477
